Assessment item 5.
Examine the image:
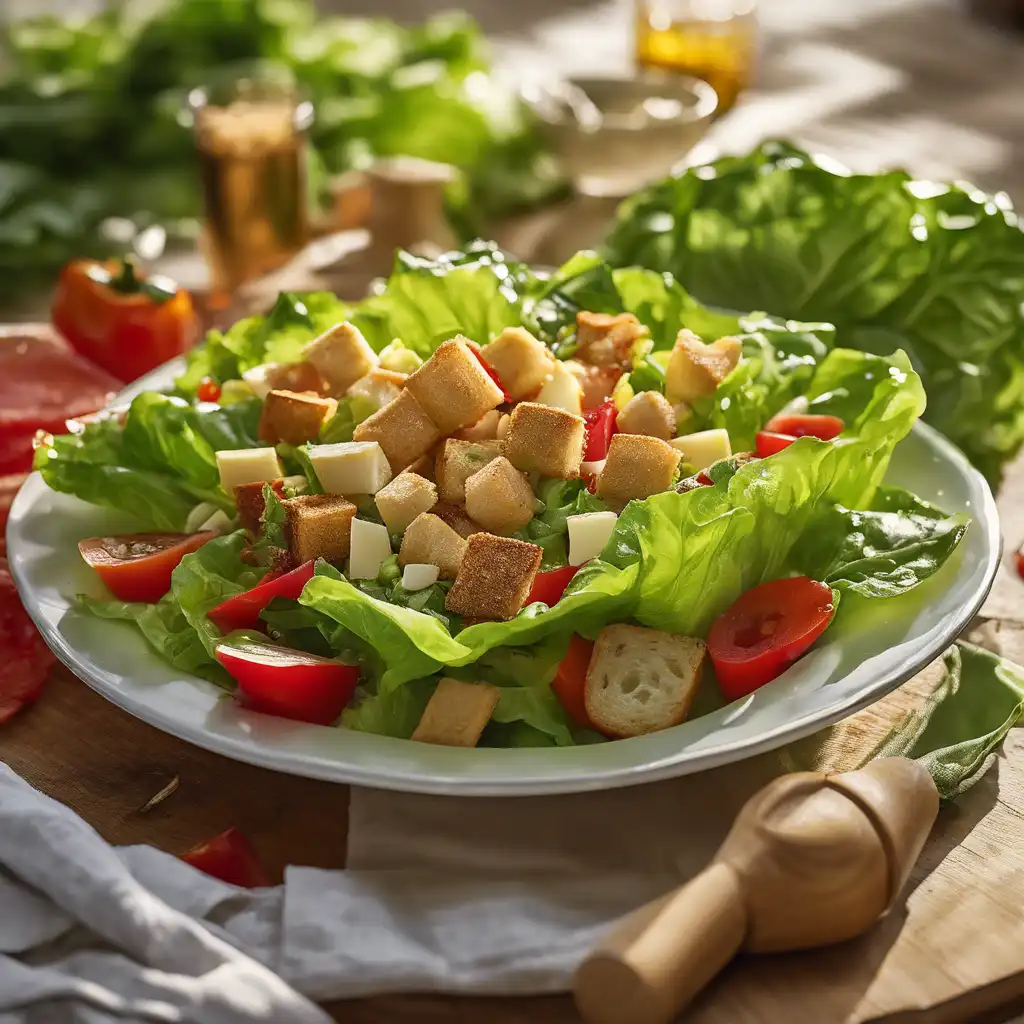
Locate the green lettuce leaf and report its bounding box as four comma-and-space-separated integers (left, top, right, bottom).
602, 140, 1024, 484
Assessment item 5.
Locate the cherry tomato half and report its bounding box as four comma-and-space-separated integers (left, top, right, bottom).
764, 413, 845, 441
526, 564, 579, 607
208, 560, 316, 634
708, 577, 836, 701
79, 531, 217, 603
583, 401, 617, 461
552, 633, 596, 729
181, 827, 270, 887
196, 377, 222, 403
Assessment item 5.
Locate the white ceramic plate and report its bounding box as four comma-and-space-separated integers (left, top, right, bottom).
7, 360, 1000, 796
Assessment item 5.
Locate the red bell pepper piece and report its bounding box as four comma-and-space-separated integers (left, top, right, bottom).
755, 431, 799, 458
583, 401, 617, 461
208, 560, 316, 634
764, 412, 845, 441
468, 346, 511, 403
552, 634, 597, 729
526, 564, 579, 607
181, 827, 270, 887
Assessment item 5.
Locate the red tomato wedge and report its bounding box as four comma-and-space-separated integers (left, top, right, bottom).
583, 401, 617, 461
181, 827, 270, 887
764, 413, 845, 440
755, 431, 798, 458
708, 577, 836, 701
79, 531, 217, 603
215, 632, 360, 725
208, 560, 316, 634
552, 633, 596, 729
526, 564, 579, 607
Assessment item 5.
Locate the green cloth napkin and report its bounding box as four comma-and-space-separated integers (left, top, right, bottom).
785, 640, 1024, 800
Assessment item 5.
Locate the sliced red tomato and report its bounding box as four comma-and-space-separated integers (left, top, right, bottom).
552, 633, 596, 729
468, 347, 511, 403
216, 632, 360, 725
583, 401, 617, 461
755, 431, 799, 458
181, 827, 270, 887
526, 564, 579, 607
708, 577, 836, 701
79, 531, 217, 603
765, 413, 845, 441
208, 560, 316, 634
0, 564, 55, 724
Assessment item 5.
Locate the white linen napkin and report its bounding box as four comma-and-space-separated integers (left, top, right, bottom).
0, 752, 785, 1021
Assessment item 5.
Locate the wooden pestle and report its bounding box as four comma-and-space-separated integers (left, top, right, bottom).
574, 758, 939, 1024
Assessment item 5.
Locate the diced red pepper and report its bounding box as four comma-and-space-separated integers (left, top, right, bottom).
526, 564, 579, 607
583, 401, 617, 461
208, 560, 316, 634
196, 377, 222, 403
552, 634, 598, 730
755, 431, 798, 458
468, 347, 511, 403
181, 827, 270, 887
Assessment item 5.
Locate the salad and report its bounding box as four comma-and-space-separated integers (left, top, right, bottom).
34, 243, 970, 748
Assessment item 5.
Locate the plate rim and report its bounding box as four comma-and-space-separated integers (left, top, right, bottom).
6, 362, 1002, 796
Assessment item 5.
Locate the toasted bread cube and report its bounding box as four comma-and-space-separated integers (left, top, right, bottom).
464, 456, 534, 536
282, 493, 357, 565
669, 428, 732, 470
352, 389, 441, 473
399, 513, 468, 579
244, 361, 328, 399
504, 402, 585, 480
302, 321, 378, 397
584, 624, 706, 737
216, 447, 283, 493
665, 330, 742, 405
576, 311, 647, 366
430, 501, 484, 539
454, 409, 502, 442
411, 677, 501, 747
497, 413, 511, 440
258, 389, 337, 446
597, 433, 682, 503
445, 533, 542, 621
535, 360, 583, 416
234, 479, 284, 534
435, 439, 505, 503
482, 327, 555, 401
347, 367, 407, 410
404, 337, 504, 434
309, 441, 392, 496
374, 472, 438, 534
616, 390, 676, 441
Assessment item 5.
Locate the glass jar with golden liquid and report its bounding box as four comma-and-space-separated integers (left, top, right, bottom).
635, 0, 757, 114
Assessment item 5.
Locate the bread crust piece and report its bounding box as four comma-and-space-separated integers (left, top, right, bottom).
258, 389, 337, 446
282, 493, 357, 565
404, 337, 504, 434
374, 472, 438, 534
353, 389, 441, 472
445, 533, 542, 621
234, 479, 284, 534
302, 321, 378, 396
597, 432, 682, 503
399, 512, 468, 579
584, 624, 707, 738
616, 390, 676, 441
482, 326, 555, 401
434, 438, 505, 503
504, 401, 586, 480
464, 456, 535, 536
411, 678, 501, 747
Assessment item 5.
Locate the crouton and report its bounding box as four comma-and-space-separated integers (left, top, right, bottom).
566, 360, 624, 410
405, 452, 436, 481
430, 501, 484, 539
464, 456, 534, 536
454, 409, 502, 442
435, 439, 505, 503
411, 677, 501, 747
243, 361, 329, 398
309, 441, 392, 496
535, 360, 583, 416
374, 472, 438, 534
303, 321, 378, 396
234, 479, 284, 534
597, 433, 681, 504
504, 402, 585, 480
497, 413, 511, 440
665, 330, 742, 405
399, 513, 468, 579
445, 533, 542, 621
346, 367, 407, 409
616, 390, 676, 441
481, 327, 555, 401
353, 389, 441, 472
258, 389, 338, 446
282, 493, 357, 565
576, 311, 648, 367
404, 337, 504, 434
584, 624, 706, 737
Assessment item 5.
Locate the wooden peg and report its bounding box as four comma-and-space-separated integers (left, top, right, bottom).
574, 758, 939, 1024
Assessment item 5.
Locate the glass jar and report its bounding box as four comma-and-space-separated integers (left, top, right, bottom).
635, 0, 757, 114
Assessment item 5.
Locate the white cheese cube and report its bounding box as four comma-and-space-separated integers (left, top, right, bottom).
199, 509, 234, 534
669, 428, 732, 470
241, 364, 276, 400
348, 519, 393, 580
566, 510, 618, 567
309, 441, 392, 496
580, 459, 606, 478
535, 362, 583, 417
216, 447, 283, 492
185, 501, 219, 533
401, 563, 440, 591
